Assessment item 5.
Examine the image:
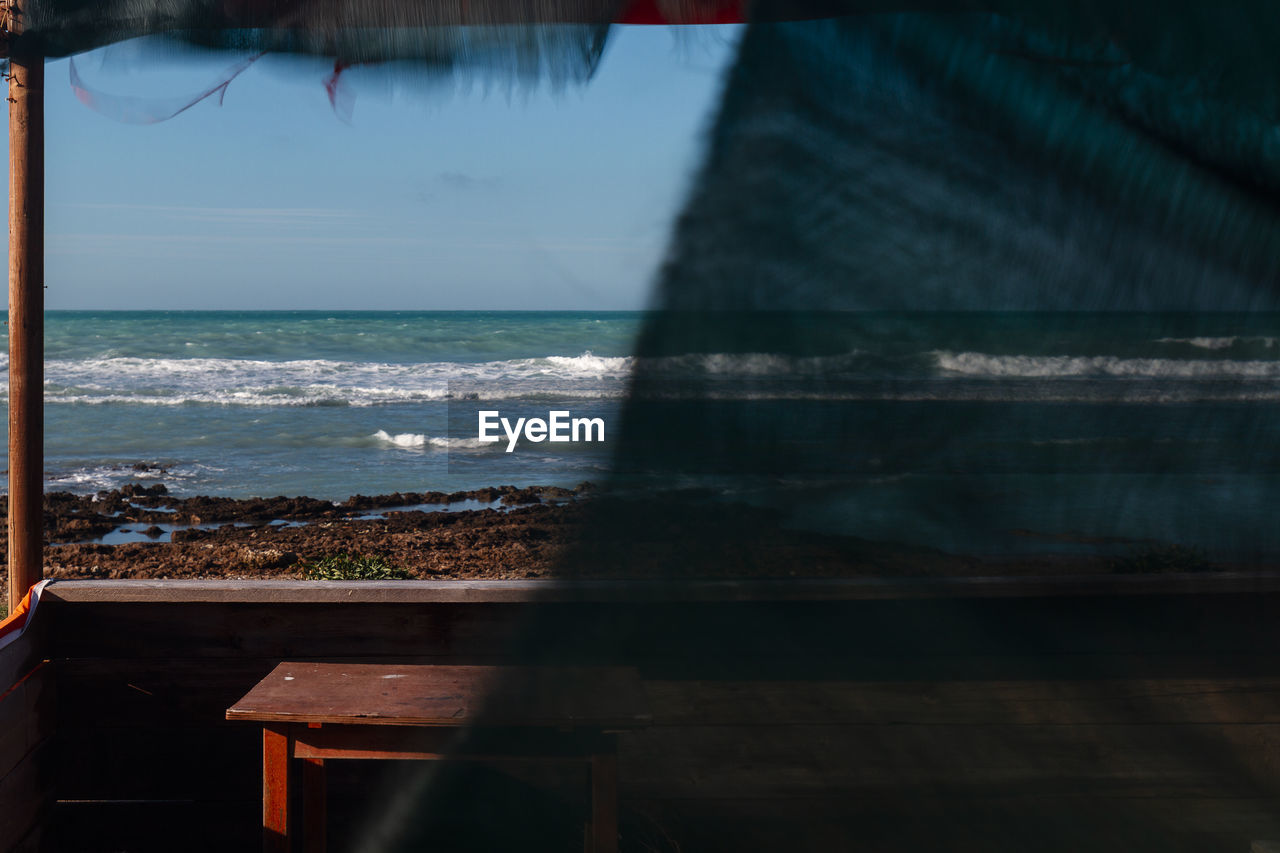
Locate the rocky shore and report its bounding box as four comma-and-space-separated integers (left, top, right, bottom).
0, 482, 1242, 588
0, 481, 970, 584
0, 484, 590, 583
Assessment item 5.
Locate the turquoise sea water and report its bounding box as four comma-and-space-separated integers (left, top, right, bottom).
4, 310, 1280, 561
6, 311, 641, 499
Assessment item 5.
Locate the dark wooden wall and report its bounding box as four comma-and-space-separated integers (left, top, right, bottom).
6, 577, 1280, 852
0, 598, 52, 853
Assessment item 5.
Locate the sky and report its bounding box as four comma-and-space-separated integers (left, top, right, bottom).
1, 25, 743, 310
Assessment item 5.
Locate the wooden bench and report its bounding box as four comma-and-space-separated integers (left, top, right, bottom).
227, 663, 651, 853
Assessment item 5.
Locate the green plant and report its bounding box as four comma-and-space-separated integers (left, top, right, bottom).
299, 553, 411, 580
1109, 543, 1216, 574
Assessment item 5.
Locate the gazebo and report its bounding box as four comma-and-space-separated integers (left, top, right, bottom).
4, 3, 1280, 852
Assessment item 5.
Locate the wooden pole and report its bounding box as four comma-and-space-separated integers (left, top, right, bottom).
6, 6, 44, 610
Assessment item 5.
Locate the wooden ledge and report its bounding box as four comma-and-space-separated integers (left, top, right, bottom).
36, 572, 1280, 605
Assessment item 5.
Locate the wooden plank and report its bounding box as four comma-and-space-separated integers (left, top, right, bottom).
0, 740, 52, 853
44, 599, 1280, 681
643, 677, 1280, 726
629, 795, 1280, 853
55, 717, 1280, 804
73, 660, 1280, 732
55, 725, 260, 801
290, 724, 614, 761
632, 653, 1280, 683
56, 657, 281, 729
7, 820, 47, 853
227, 663, 651, 728
48, 603, 522, 660
58, 725, 581, 804
48, 595, 1280, 662
0, 662, 53, 780
51, 788, 588, 853
52, 655, 1280, 745
53, 655, 1280, 722
38, 574, 1280, 604
51, 801, 259, 853
61, 656, 658, 730
301, 757, 326, 853
589, 752, 619, 853
616, 723, 1280, 800
54, 767, 588, 852
0, 619, 47, 699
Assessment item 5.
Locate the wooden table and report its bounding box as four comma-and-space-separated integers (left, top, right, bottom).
227, 663, 651, 853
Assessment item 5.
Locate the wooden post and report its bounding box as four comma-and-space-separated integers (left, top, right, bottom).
5, 3, 45, 611
263, 726, 293, 853
589, 751, 619, 853
302, 755, 327, 853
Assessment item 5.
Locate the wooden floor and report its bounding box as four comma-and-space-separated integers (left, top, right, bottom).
5, 576, 1280, 852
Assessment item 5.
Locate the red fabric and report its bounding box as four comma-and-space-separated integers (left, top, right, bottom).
617, 0, 745, 24
0, 589, 34, 644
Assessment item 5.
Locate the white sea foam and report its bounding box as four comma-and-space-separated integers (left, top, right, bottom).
19, 354, 629, 406
933, 351, 1280, 379
0, 350, 876, 407
36, 387, 627, 407
372, 430, 428, 448
38, 462, 222, 495
426, 436, 488, 450
371, 432, 490, 451
642, 351, 866, 376
1155, 336, 1280, 350
14, 347, 1279, 409
543, 352, 632, 376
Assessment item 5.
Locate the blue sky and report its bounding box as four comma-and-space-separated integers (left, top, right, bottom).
3, 25, 742, 310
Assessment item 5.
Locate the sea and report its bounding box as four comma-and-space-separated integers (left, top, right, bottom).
6, 311, 635, 500
5, 310, 1280, 561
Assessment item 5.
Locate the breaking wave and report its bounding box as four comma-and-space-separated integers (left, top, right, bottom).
8, 345, 1280, 408
1154, 336, 1280, 350
13, 350, 882, 407
934, 351, 1280, 379
371, 431, 489, 450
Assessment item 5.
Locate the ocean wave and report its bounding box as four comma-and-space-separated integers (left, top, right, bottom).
543, 353, 632, 375
37, 354, 629, 385
372, 430, 428, 448
34, 387, 630, 407
26, 381, 1280, 407
371, 431, 493, 451
427, 436, 488, 450
12, 348, 1280, 409
934, 351, 1280, 379
40, 387, 447, 407
1155, 336, 1280, 350
640, 350, 868, 376
0, 350, 879, 407
40, 462, 222, 494
696, 386, 1280, 403
21, 353, 628, 406
33, 349, 870, 381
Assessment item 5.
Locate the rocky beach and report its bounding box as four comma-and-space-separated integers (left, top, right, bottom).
0, 478, 1244, 594
11, 482, 593, 583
